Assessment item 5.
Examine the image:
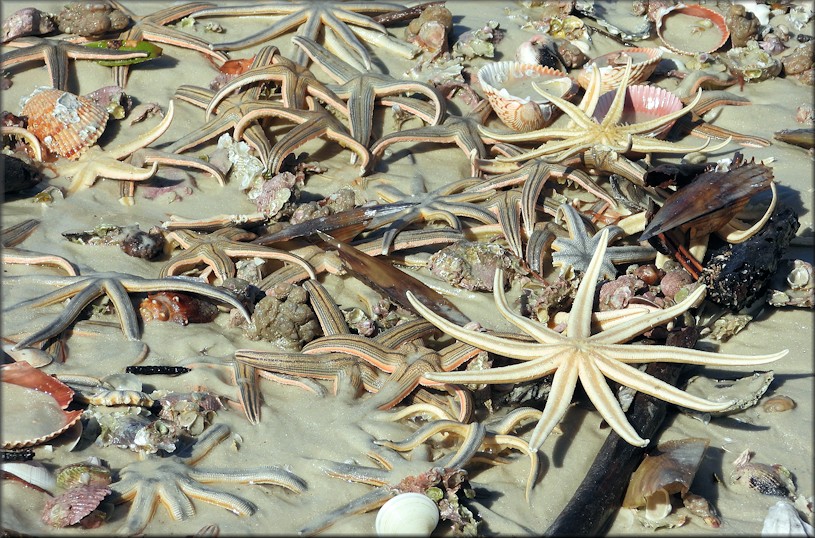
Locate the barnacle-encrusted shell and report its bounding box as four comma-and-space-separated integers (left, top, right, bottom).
55, 461, 112, 489
577, 48, 663, 92
592, 84, 683, 139
41, 485, 111, 527
656, 4, 730, 55
725, 43, 782, 82
478, 61, 577, 131
20, 87, 108, 160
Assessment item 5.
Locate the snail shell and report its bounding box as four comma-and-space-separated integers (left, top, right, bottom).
139, 291, 219, 325
20, 87, 108, 160
375, 492, 440, 536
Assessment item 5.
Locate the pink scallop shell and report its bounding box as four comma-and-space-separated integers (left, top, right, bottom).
1, 361, 83, 449
656, 4, 730, 55
478, 61, 577, 132
577, 47, 663, 92
592, 84, 683, 139
20, 87, 108, 160
41, 485, 111, 527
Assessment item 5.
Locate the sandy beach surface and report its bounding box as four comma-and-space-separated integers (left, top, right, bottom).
1, 1, 813, 535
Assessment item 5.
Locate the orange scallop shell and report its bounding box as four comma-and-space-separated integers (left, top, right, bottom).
656, 4, 730, 55
20, 87, 108, 160
577, 48, 663, 92
592, 84, 683, 139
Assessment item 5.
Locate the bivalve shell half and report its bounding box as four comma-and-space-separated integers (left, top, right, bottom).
375, 492, 440, 536
1, 361, 83, 449
20, 87, 108, 160
478, 61, 577, 132
725, 45, 782, 82
577, 48, 663, 92
55, 461, 112, 490
592, 84, 683, 139
41, 485, 111, 527
656, 4, 730, 55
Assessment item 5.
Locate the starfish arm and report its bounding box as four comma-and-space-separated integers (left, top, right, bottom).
303, 336, 403, 371
189, 466, 307, 492
0, 249, 78, 276
601, 343, 788, 366
101, 280, 142, 341
477, 125, 578, 143
568, 228, 610, 339
322, 11, 374, 70
176, 476, 255, 515
375, 420, 467, 451
492, 269, 565, 344
3, 277, 91, 310
406, 291, 548, 360
236, 350, 361, 382
579, 64, 604, 118
499, 137, 592, 163
304, 279, 351, 336
225, 245, 318, 280
136, 149, 227, 185
595, 354, 736, 413
489, 433, 540, 501
293, 35, 358, 82
115, 482, 160, 535
439, 341, 481, 371
527, 358, 580, 451
107, 101, 175, 159
597, 59, 633, 129
207, 11, 305, 52
345, 80, 377, 145
298, 489, 393, 536
531, 81, 598, 130
156, 481, 196, 520
579, 356, 649, 446
629, 134, 731, 155
123, 277, 251, 323
161, 247, 236, 281
187, 423, 231, 464
425, 353, 563, 384
140, 25, 225, 60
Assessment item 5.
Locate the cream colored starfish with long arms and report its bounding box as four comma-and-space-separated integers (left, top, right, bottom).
408, 227, 788, 450
479, 59, 729, 164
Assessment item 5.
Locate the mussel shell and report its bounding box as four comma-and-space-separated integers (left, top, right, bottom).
20, 87, 108, 160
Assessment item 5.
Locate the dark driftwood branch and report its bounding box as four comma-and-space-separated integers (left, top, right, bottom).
545, 362, 684, 536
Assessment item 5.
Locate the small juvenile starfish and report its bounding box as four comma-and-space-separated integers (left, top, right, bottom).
161, 227, 317, 282
53, 100, 175, 198
111, 423, 306, 535
479, 59, 726, 164
408, 227, 788, 450
4, 271, 251, 350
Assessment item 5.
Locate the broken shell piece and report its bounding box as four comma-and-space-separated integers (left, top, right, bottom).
20, 87, 108, 160
681, 371, 774, 416
725, 43, 782, 82
592, 84, 683, 139
657, 4, 730, 55
730, 449, 796, 497
623, 438, 710, 522
762, 500, 815, 536
1, 361, 83, 449
478, 61, 576, 131
375, 492, 440, 536
0, 460, 57, 493
575, 1, 653, 41
577, 48, 663, 92
1, 7, 56, 43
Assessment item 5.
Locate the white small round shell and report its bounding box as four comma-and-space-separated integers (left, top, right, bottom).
375, 493, 440, 536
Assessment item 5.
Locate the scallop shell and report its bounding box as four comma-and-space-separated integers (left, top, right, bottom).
20, 87, 108, 160
725, 45, 782, 82
592, 84, 683, 139
478, 61, 577, 132
576, 48, 663, 92
656, 4, 730, 55
1, 361, 83, 449
41, 485, 111, 527
55, 462, 112, 490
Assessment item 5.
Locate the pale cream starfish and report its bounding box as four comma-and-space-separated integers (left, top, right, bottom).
53, 101, 175, 200
478, 59, 729, 164
408, 227, 788, 450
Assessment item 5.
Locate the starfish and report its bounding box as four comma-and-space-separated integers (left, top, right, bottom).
1, 219, 78, 276
371, 99, 496, 177
479, 59, 727, 164
111, 423, 306, 535
53, 100, 175, 200
547, 203, 656, 279
105, 1, 229, 87
205, 45, 347, 114
195, 1, 410, 69
0, 36, 149, 91
293, 36, 445, 147
407, 227, 788, 450
3, 271, 251, 350
160, 227, 317, 283
366, 177, 497, 255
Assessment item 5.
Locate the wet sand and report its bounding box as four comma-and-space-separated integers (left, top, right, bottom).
1, 1, 813, 535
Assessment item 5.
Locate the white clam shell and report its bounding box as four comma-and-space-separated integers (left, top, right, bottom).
375, 493, 440, 536
761, 500, 815, 536
1, 461, 57, 494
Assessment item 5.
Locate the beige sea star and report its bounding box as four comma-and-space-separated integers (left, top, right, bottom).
407, 227, 788, 450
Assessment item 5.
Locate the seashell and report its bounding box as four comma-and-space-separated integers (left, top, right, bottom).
591, 84, 683, 139
478, 61, 577, 131
730, 449, 796, 497
762, 394, 796, 413
19, 87, 108, 160
681, 371, 774, 416
1, 7, 56, 43
375, 492, 440, 536
0, 461, 57, 493
55, 461, 112, 489
656, 4, 730, 55
576, 48, 663, 92
574, 1, 653, 41
725, 4, 761, 48
623, 438, 710, 522
41, 485, 111, 527
515, 34, 566, 71
762, 500, 815, 536
725, 43, 782, 82
1, 343, 53, 368
139, 291, 220, 325
1, 361, 83, 449
87, 389, 154, 407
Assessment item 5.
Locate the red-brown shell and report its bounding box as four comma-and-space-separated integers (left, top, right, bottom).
20, 87, 108, 160
656, 4, 730, 55
41, 485, 111, 527
139, 291, 219, 325
1, 361, 83, 449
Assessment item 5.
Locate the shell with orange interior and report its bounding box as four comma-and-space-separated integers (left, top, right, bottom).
20, 86, 108, 160
656, 4, 730, 56
576, 48, 663, 92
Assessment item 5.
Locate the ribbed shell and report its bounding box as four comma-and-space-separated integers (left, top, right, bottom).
20, 87, 108, 160
577, 47, 663, 92
592, 84, 683, 139
41, 485, 111, 527
55, 462, 112, 490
